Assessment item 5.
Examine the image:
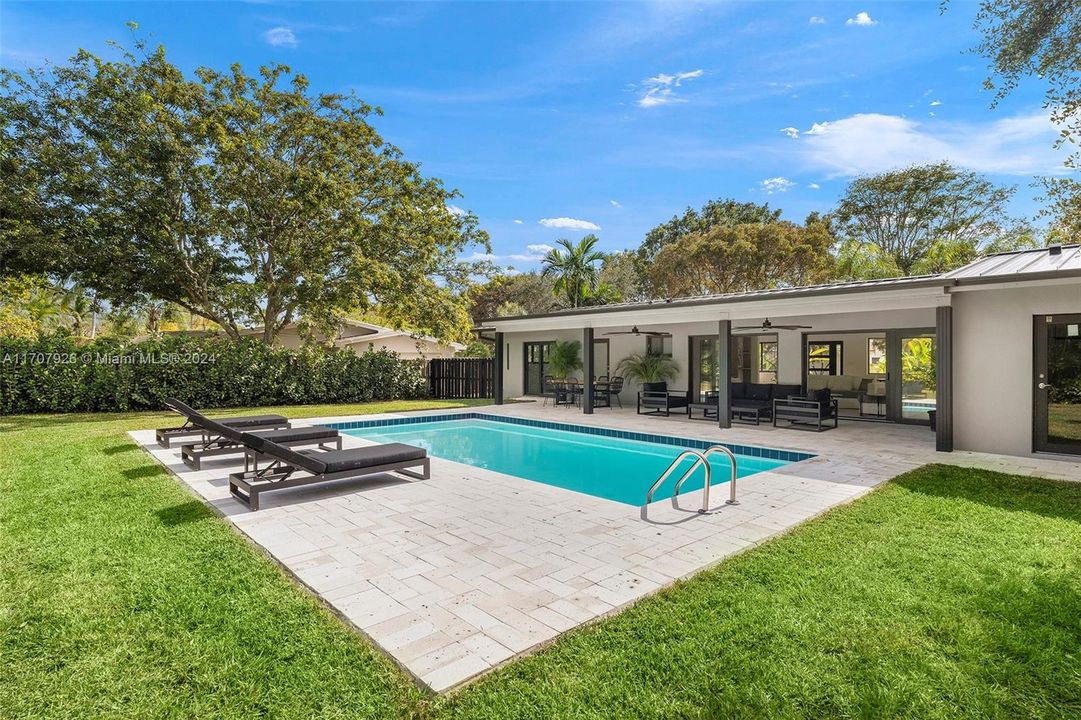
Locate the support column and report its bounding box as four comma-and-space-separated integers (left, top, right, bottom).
718, 320, 731, 429
493, 332, 504, 405
582, 327, 594, 414
935, 306, 953, 452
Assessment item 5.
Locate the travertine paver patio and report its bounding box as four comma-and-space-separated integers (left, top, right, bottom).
131, 402, 1081, 692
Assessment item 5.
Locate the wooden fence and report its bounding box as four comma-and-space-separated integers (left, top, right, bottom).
427, 357, 494, 399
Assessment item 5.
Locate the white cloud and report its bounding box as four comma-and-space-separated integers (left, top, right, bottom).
526, 243, 554, 254
760, 177, 795, 194
846, 11, 877, 27
809, 16, 826, 24
930, 100, 942, 106
263, 26, 298, 47
808, 183, 821, 189
794, 111, 1068, 176
538, 217, 601, 231
610, 200, 622, 208
513, 219, 523, 224
780, 126, 800, 139
477, 244, 555, 265
446, 204, 467, 217
468, 251, 498, 261
637, 69, 704, 108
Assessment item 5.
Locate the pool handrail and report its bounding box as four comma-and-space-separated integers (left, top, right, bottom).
643, 444, 739, 513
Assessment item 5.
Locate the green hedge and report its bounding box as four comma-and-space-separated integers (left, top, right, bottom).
0, 333, 428, 414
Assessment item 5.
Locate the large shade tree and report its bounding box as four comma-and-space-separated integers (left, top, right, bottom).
833, 162, 1032, 278
0, 34, 489, 344
648, 219, 834, 297
962, 0, 1081, 238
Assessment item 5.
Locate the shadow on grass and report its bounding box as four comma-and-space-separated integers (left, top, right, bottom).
123, 465, 166, 480
893, 463, 1081, 525
103, 443, 138, 456
156, 500, 211, 527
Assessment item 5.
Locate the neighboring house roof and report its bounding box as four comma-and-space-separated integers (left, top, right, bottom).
483, 245, 1081, 323
241, 318, 464, 351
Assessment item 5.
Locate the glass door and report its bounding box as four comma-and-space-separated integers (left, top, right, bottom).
899, 335, 936, 423
689, 336, 720, 402
1035, 315, 1081, 455
523, 341, 553, 395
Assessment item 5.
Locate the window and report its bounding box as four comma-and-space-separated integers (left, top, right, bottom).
646, 335, 672, 357
808, 341, 843, 375
867, 337, 887, 375
758, 341, 778, 383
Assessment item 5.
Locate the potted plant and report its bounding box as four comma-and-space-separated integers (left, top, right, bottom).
547, 340, 583, 379
616, 352, 679, 391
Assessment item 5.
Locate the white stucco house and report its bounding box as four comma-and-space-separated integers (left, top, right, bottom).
246, 319, 464, 360
481, 245, 1081, 459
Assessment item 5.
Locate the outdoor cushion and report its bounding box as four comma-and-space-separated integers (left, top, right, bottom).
773, 384, 802, 399
306, 443, 426, 474
258, 427, 338, 443
642, 381, 668, 393
748, 384, 772, 401
731, 382, 749, 400
165, 398, 288, 429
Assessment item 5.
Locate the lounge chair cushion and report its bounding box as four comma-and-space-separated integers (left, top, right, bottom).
257, 427, 338, 443
308, 443, 426, 474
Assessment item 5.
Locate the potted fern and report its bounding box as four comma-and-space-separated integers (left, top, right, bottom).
616, 352, 679, 392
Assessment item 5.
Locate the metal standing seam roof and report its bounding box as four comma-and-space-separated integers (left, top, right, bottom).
942, 244, 1081, 279
483, 245, 1081, 323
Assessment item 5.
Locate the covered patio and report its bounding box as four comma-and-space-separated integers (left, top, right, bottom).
485, 276, 954, 451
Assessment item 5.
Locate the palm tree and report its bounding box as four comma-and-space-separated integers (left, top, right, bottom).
61, 285, 93, 338
541, 235, 605, 308
547, 340, 583, 379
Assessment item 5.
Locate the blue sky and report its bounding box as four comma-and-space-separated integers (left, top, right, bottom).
2, 1, 1068, 273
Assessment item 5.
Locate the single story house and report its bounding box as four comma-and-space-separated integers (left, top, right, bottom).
481, 245, 1081, 459
246, 319, 465, 360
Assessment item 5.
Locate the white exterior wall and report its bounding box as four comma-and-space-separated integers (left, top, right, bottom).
500, 308, 938, 406
952, 282, 1081, 456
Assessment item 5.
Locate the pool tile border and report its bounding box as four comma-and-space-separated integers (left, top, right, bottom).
326, 412, 815, 464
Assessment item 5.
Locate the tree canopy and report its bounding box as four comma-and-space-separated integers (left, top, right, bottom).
833, 162, 1031, 277
0, 34, 489, 344
648, 220, 834, 297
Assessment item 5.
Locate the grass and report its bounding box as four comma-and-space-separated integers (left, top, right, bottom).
0, 399, 489, 720
3, 402, 1080, 719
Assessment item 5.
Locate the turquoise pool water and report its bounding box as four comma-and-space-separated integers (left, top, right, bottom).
340, 418, 794, 506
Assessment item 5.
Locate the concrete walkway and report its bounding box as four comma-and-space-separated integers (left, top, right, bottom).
131, 401, 1081, 692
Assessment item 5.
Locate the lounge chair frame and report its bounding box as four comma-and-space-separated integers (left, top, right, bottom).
181, 431, 342, 471
229, 455, 431, 511
155, 416, 289, 448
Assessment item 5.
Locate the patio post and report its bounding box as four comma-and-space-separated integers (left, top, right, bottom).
582, 327, 594, 414
493, 331, 504, 405
718, 320, 731, 429
935, 306, 953, 451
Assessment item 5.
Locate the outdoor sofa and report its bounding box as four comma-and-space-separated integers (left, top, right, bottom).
156, 398, 290, 447
730, 383, 803, 424
167, 400, 342, 471
229, 434, 430, 511
773, 389, 839, 431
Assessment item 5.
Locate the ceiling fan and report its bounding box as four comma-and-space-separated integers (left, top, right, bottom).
734, 318, 812, 331
603, 325, 672, 338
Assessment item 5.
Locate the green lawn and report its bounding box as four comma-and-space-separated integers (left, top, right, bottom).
3, 404, 1080, 719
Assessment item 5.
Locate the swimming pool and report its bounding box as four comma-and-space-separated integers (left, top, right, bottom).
333, 414, 809, 506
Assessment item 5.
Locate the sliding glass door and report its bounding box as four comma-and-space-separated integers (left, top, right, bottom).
1035, 314, 1081, 455
884, 329, 936, 425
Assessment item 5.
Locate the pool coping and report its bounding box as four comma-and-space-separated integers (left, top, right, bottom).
326, 411, 816, 464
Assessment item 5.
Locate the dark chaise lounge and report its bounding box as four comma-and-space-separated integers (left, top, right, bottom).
156, 398, 290, 448
228, 434, 430, 511
637, 381, 689, 417
173, 403, 342, 471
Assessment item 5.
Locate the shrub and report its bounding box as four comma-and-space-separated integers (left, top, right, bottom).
0, 332, 427, 414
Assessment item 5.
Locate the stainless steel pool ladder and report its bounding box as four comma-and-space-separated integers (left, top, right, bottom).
644, 445, 739, 513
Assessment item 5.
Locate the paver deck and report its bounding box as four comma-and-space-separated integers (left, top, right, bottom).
131, 401, 1081, 692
